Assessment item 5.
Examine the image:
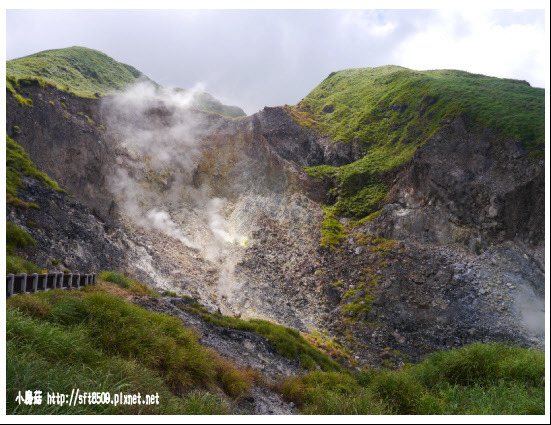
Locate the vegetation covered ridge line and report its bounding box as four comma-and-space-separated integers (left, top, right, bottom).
7, 46, 246, 118
185, 300, 342, 372
297, 65, 544, 219
297, 66, 544, 151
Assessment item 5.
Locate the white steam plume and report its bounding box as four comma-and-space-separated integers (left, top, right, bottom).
207, 197, 234, 244
102, 80, 243, 260
145, 208, 197, 249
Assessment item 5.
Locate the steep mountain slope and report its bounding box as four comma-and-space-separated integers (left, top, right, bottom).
296, 66, 544, 218
5, 51, 545, 373
7, 46, 246, 117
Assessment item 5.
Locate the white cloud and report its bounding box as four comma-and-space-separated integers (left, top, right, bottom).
393, 9, 546, 87
338, 10, 397, 39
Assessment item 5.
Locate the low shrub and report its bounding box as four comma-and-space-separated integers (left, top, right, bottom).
6, 221, 37, 254
6, 254, 42, 274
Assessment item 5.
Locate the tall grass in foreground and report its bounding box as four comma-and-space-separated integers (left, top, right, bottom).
6, 281, 255, 414
279, 343, 545, 415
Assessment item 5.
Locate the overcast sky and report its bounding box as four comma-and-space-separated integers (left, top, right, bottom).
5, 7, 549, 115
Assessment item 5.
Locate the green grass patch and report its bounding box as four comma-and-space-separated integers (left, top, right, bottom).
319, 207, 347, 249
6, 255, 42, 275
98, 270, 159, 298
6, 135, 66, 207
341, 268, 380, 321
6, 287, 255, 414
6, 221, 36, 254
196, 310, 340, 372
278, 342, 545, 415
6, 221, 41, 274
14, 93, 33, 107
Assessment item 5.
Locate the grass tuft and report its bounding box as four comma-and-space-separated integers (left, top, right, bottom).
98, 270, 159, 298
319, 207, 347, 249
6, 221, 37, 254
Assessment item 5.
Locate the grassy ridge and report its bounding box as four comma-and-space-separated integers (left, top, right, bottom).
98, 270, 160, 298
7, 46, 246, 117
7, 46, 148, 98
298, 66, 544, 153
299, 66, 545, 218
279, 343, 545, 415
174, 88, 246, 118
6, 279, 257, 414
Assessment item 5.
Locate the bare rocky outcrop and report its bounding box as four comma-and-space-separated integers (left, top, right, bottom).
373, 117, 544, 252
257, 106, 364, 167
6, 177, 124, 274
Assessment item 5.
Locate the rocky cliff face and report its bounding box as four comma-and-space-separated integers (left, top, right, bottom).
374, 117, 544, 251
6, 176, 124, 274
7, 86, 117, 219
6, 82, 545, 369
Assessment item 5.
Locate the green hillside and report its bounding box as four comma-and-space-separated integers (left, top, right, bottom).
7, 46, 149, 98
297, 66, 545, 218
174, 88, 246, 118
6, 46, 245, 118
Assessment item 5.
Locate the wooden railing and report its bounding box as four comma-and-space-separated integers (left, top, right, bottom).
6, 272, 97, 297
